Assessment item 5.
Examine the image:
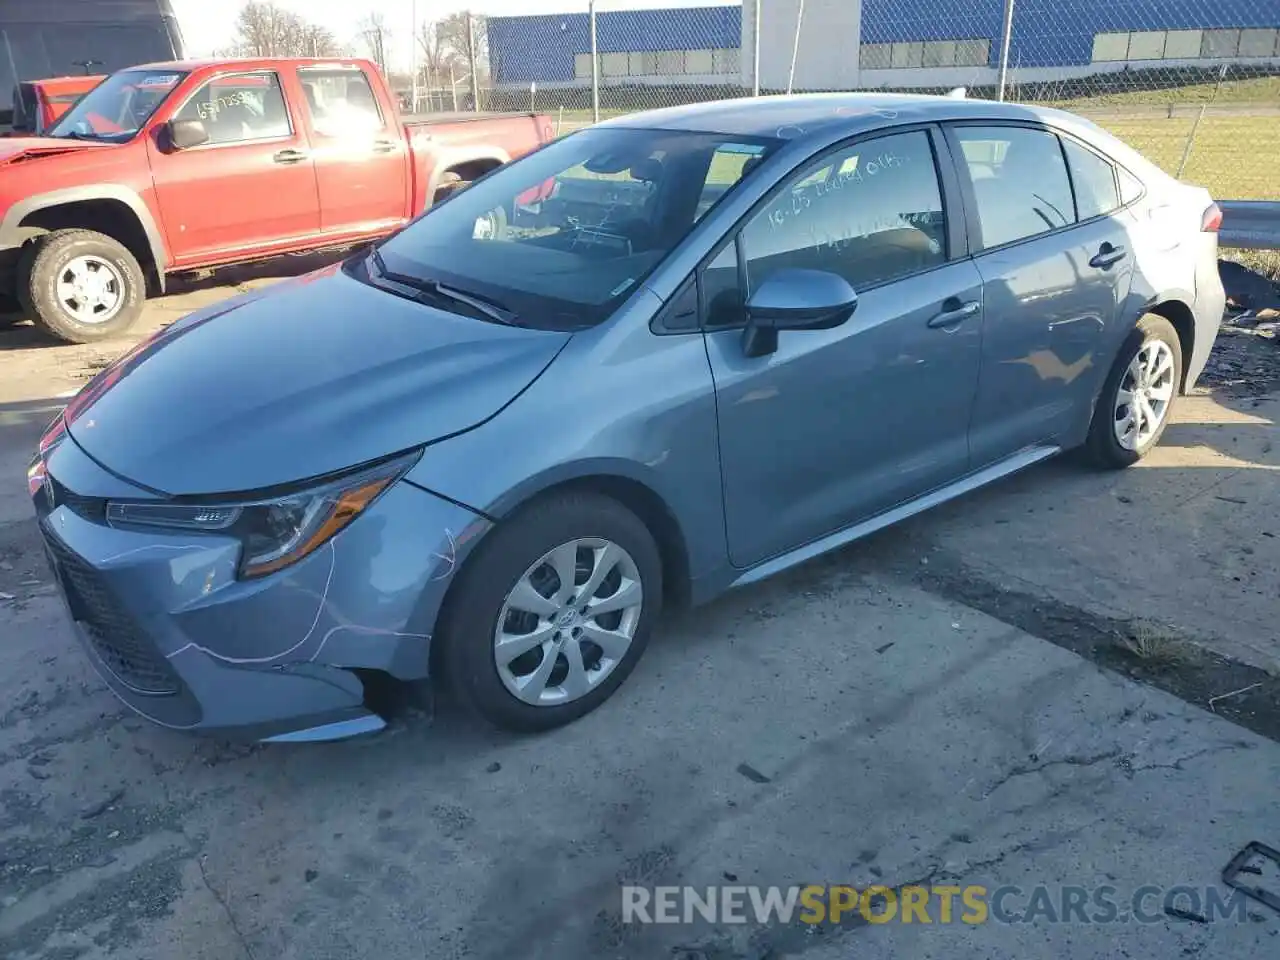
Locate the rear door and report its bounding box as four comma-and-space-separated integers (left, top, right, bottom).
296, 65, 408, 235
946, 122, 1134, 467
702, 127, 986, 568
147, 69, 320, 263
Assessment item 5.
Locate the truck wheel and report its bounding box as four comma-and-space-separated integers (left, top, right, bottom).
18, 229, 147, 344
433, 172, 466, 204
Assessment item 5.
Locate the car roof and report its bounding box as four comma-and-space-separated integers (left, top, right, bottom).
602, 92, 1084, 142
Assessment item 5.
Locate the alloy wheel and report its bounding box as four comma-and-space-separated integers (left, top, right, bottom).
54, 255, 125, 325
493, 538, 644, 706
1113, 339, 1175, 451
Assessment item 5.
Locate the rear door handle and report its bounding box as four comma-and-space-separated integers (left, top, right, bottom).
1089, 243, 1127, 269
927, 299, 981, 329
372, 140, 396, 154
273, 149, 308, 164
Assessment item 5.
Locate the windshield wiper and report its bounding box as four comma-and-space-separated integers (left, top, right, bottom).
368, 250, 519, 326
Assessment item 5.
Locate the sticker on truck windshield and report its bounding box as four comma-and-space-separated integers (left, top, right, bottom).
141, 74, 180, 87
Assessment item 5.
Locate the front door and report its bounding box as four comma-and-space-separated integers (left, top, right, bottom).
702, 128, 986, 568
947, 123, 1133, 466
148, 70, 320, 264
296, 65, 408, 236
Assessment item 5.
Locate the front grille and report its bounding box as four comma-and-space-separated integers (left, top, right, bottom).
42, 526, 180, 696
46, 475, 107, 524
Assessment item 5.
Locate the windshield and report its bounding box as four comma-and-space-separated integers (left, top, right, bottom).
49, 69, 184, 141
375, 126, 779, 329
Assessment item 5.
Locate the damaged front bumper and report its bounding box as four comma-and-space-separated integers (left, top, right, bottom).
34, 434, 489, 741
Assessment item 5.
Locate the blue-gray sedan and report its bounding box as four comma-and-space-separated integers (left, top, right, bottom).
30, 94, 1225, 740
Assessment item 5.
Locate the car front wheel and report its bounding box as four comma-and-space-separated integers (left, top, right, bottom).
1086, 313, 1183, 468
439, 492, 662, 732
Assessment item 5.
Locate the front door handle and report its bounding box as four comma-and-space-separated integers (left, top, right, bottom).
372, 140, 396, 154
273, 149, 308, 164
1089, 243, 1127, 269
927, 299, 981, 329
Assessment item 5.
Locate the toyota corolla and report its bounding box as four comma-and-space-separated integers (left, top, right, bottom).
30, 94, 1224, 741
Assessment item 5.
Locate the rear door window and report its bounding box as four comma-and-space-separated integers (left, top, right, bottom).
952, 125, 1075, 249
297, 67, 385, 137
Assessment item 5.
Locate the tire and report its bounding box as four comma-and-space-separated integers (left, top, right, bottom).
432, 172, 467, 204
1084, 313, 1183, 469
438, 492, 663, 732
17, 229, 147, 344
432, 174, 507, 240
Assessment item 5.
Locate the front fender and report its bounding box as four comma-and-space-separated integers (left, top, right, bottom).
401, 314, 728, 588
0, 184, 170, 291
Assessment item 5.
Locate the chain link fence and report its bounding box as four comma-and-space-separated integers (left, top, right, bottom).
413, 1, 1279, 202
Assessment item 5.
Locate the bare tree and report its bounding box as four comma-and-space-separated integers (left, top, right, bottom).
416, 20, 461, 85
233, 2, 338, 57
361, 14, 389, 79
438, 13, 489, 85
299, 23, 341, 58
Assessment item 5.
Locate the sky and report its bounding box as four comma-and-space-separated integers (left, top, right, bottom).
170, 0, 739, 73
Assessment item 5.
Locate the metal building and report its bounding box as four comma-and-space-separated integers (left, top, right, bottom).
486, 0, 1280, 91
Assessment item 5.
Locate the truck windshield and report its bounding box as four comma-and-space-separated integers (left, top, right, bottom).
48, 69, 185, 141
375, 126, 779, 330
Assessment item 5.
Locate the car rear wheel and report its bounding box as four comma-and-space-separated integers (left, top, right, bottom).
439, 492, 662, 732
18, 229, 147, 344
1085, 313, 1183, 468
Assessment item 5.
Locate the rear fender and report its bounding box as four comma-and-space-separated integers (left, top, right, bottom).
420, 147, 511, 208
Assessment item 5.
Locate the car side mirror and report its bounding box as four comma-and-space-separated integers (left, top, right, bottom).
166, 118, 209, 150
741, 268, 858, 358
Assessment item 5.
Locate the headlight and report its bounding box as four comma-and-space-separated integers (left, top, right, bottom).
106, 451, 420, 579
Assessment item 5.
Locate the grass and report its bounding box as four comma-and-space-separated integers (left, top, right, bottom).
1224, 248, 1280, 281
1086, 115, 1280, 200
1051, 74, 1280, 107
1117, 621, 1188, 664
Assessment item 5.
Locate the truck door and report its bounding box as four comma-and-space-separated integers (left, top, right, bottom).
295, 64, 409, 235
147, 69, 320, 263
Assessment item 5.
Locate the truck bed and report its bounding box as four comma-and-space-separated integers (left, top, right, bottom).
402, 111, 544, 128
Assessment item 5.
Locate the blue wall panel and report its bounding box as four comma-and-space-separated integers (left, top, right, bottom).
488, 7, 740, 84
489, 2, 1280, 83
856, 0, 1278, 67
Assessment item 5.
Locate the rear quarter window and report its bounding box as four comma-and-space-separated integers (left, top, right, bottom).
1118, 168, 1144, 205
1062, 138, 1120, 220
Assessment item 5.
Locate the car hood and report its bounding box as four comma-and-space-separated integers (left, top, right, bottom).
0, 136, 112, 164
64, 263, 571, 496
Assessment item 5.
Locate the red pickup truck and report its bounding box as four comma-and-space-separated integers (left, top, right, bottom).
0, 57, 554, 343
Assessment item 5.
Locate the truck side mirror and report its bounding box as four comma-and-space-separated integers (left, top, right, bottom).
166, 118, 209, 150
